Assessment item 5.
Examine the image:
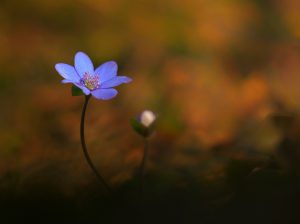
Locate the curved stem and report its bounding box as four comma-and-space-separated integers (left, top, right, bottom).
139, 138, 149, 197
80, 95, 111, 193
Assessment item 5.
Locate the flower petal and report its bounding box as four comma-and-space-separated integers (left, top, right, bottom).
74, 52, 94, 77
94, 61, 118, 83
61, 79, 76, 84
100, 76, 132, 88
55, 63, 80, 82
74, 83, 90, 95
91, 88, 118, 100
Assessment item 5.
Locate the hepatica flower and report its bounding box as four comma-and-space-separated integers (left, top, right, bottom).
55, 51, 132, 100
54, 52, 132, 192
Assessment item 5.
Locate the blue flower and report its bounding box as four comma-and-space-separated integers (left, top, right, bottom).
55, 51, 132, 100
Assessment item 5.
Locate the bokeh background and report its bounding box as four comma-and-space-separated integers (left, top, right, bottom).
1, 0, 300, 223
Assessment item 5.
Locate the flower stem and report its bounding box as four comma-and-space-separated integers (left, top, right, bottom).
80, 95, 111, 193
139, 138, 149, 197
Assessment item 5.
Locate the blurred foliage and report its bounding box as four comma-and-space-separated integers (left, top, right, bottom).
1, 0, 300, 223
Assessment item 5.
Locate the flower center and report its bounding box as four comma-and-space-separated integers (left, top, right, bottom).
80, 73, 100, 90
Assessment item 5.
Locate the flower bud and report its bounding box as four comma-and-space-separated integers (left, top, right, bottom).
131, 110, 157, 138
140, 110, 156, 127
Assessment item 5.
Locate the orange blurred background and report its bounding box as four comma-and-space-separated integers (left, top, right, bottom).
1, 0, 300, 198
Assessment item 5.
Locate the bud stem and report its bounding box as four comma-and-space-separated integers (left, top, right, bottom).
139, 138, 149, 197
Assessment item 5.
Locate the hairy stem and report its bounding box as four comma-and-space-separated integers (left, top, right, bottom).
80, 95, 111, 192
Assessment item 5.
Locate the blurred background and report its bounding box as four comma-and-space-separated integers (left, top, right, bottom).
1, 0, 300, 223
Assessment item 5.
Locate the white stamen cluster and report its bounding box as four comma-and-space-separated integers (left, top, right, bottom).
81, 73, 100, 90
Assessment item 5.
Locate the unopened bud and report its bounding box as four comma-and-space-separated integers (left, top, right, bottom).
131, 110, 157, 138
140, 110, 156, 127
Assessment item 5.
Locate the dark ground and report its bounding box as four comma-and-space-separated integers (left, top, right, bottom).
1, 158, 300, 224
